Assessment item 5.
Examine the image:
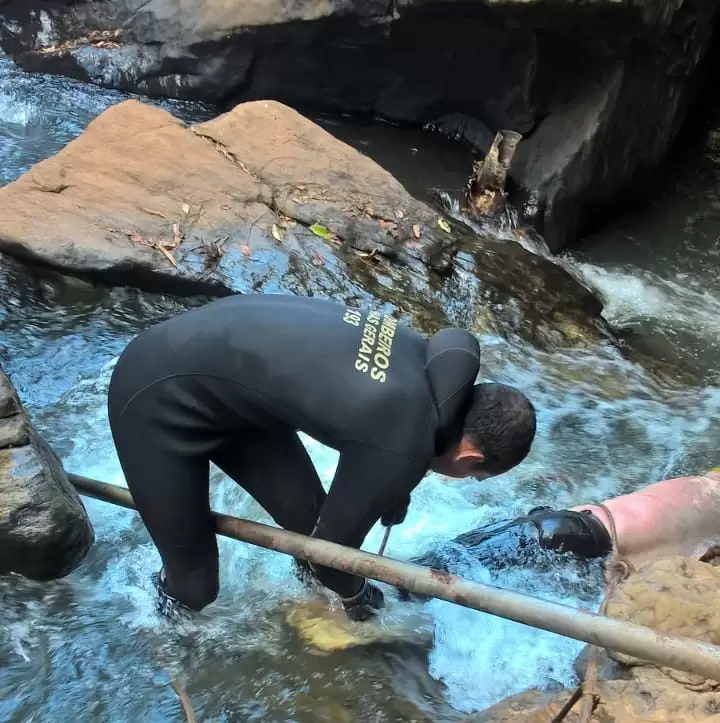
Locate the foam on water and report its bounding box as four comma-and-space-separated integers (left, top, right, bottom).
568, 260, 720, 334
2, 55, 720, 721
4, 278, 719, 720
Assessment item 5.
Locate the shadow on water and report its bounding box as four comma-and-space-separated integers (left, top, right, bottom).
562, 121, 720, 385
1, 56, 720, 722
310, 112, 473, 206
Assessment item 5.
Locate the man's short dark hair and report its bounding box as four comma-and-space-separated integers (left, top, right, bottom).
463, 383, 536, 474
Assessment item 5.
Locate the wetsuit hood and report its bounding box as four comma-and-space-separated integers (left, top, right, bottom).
424, 328, 481, 455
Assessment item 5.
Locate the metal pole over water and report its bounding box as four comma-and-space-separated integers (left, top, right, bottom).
69, 472, 720, 682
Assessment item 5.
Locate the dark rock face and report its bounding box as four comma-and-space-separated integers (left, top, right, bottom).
0, 366, 95, 581
0, 1, 717, 253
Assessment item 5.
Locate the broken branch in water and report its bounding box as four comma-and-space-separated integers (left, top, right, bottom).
464, 129, 522, 217
170, 679, 197, 723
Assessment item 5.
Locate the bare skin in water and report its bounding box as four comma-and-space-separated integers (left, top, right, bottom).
571, 469, 720, 570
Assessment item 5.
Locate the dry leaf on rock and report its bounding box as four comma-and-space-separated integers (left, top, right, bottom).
271, 224, 284, 242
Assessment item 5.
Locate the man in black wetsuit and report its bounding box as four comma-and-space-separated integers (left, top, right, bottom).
107, 293, 536, 622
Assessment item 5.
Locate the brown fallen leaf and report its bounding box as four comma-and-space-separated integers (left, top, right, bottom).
365, 205, 374, 217
241, 245, 252, 257
412, 224, 421, 239
169, 678, 198, 723
378, 219, 397, 231
271, 224, 284, 242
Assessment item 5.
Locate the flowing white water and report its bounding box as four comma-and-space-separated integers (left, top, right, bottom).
2, 56, 720, 721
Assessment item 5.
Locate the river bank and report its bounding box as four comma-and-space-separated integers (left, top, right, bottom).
1, 56, 720, 722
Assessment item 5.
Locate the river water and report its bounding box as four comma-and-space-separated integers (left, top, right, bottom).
1, 56, 719, 722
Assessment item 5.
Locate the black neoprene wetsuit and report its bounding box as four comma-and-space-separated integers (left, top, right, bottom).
107, 293, 481, 610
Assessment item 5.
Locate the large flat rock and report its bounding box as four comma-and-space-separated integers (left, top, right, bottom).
0, 97, 620, 353
0, 367, 94, 581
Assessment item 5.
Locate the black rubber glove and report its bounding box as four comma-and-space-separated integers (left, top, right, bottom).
381, 495, 410, 527
342, 581, 385, 622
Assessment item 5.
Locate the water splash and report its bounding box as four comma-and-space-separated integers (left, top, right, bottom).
3, 256, 720, 720
2, 56, 720, 721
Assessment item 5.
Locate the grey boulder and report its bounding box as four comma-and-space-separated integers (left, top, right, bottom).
0, 366, 95, 581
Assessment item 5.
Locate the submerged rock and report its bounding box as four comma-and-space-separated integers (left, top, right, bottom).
285, 599, 433, 654
0, 97, 622, 352
0, 367, 94, 581
0, 1, 716, 252
466, 556, 720, 722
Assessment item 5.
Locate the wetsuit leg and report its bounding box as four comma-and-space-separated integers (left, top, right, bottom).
109, 406, 220, 613
210, 429, 327, 578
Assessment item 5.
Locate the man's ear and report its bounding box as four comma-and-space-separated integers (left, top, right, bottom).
454, 436, 485, 464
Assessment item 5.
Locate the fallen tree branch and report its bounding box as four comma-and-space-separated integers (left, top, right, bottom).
170, 679, 198, 723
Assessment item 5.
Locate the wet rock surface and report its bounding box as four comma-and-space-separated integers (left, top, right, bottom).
0, 97, 622, 352
465, 556, 720, 722
0, 1, 716, 252
0, 366, 94, 581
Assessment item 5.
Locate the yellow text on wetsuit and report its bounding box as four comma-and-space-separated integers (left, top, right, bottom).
342, 308, 398, 383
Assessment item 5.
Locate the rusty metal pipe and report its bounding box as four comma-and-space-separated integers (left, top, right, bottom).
70, 472, 720, 682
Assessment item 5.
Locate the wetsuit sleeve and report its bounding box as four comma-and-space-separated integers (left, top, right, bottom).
310, 443, 429, 598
